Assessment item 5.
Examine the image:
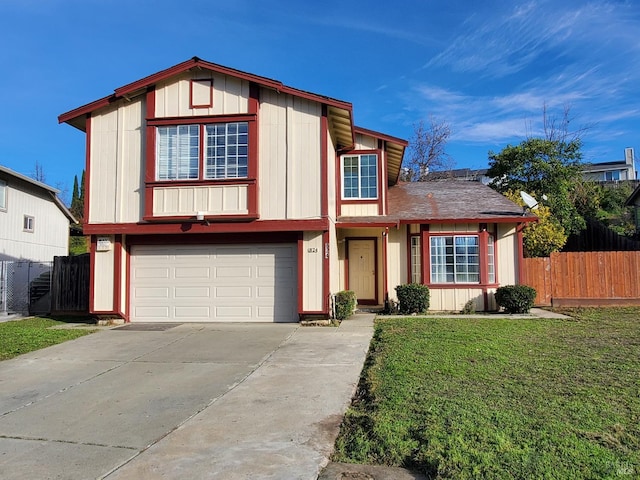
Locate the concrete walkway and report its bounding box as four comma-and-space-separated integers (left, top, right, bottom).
0, 316, 374, 479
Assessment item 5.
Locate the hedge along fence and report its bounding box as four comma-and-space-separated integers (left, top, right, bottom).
522, 251, 640, 307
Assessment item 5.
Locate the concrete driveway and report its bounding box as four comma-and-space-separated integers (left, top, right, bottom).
0, 317, 374, 479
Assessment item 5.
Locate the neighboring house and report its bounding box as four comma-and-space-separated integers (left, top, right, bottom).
58, 57, 533, 322
0, 165, 75, 262
582, 148, 636, 181
424, 168, 491, 184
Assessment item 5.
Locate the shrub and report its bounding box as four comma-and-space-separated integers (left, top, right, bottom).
395, 284, 430, 314
461, 299, 476, 314
495, 285, 537, 314
335, 290, 357, 320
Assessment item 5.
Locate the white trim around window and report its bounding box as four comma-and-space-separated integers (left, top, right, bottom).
341, 154, 378, 200
23, 215, 34, 233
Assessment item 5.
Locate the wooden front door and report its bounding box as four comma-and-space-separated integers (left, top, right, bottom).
348, 239, 377, 304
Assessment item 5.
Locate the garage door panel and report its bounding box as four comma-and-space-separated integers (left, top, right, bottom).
131, 244, 298, 322
175, 306, 210, 318
135, 306, 170, 319
175, 286, 210, 298
135, 267, 169, 279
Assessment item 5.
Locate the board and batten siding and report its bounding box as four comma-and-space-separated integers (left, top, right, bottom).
154, 72, 249, 117
259, 89, 322, 220
88, 98, 145, 224
496, 224, 518, 286
152, 185, 248, 216
93, 238, 115, 311
0, 182, 69, 262
302, 231, 324, 311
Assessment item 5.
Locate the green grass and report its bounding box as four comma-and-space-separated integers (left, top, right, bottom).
333, 307, 640, 479
0, 317, 96, 360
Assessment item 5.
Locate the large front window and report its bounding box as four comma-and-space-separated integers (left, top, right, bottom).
430, 235, 480, 283
342, 154, 378, 199
156, 122, 249, 181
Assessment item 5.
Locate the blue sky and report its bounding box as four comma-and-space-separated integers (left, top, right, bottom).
1, 0, 638, 204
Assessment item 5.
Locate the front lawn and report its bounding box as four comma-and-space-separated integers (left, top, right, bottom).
0, 317, 96, 360
333, 308, 640, 479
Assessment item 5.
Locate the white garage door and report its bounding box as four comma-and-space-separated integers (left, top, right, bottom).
130, 244, 298, 322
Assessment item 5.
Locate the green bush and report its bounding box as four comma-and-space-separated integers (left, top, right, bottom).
335, 290, 357, 320
395, 284, 430, 314
495, 285, 537, 314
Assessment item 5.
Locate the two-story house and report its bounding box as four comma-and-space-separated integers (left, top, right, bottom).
0, 165, 75, 262
582, 148, 637, 182
59, 57, 533, 322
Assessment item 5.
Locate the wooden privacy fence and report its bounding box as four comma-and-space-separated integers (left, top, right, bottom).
522, 251, 640, 307
51, 254, 90, 315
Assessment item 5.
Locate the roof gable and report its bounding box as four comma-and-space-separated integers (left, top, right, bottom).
58, 57, 355, 148
0, 165, 76, 223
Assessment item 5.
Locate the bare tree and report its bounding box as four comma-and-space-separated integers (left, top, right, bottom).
526, 103, 593, 144
31, 160, 46, 183
402, 117, 453, 181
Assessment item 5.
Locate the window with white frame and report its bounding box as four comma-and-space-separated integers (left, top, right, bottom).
410, 235, 421, 283
23, 215, 34, 232
0, 180, 6, 211
156, 122, 249, 181
430, 235, 480, 283
342, 154, 378, 199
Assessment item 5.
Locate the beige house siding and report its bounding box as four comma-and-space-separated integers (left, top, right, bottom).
152, 185, 249, 216
496, 224, 518, 286
93, 237, 115, 311
88, 98, 144, 224
302, 231, 324, 311
155, 72, 249, 117
259, 89, 322, 220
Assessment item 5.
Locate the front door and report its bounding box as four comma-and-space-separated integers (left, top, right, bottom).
348, 239, 377, 304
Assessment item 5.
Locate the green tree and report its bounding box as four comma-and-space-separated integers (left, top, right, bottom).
487, 138, 585, 236
70, 173, 84, 222
505, 191, 567, 257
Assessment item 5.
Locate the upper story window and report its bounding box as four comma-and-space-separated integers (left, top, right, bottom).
604, 170, 621, 181
156, 122, 248, 181
0, 180, 6, 211
342, 154, 378, 199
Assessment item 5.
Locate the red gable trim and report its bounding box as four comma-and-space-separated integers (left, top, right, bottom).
353, 126, 408, 147
59, 57, 353, 126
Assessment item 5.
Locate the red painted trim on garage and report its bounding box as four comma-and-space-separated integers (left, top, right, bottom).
297, 234, 304, 315
113, 235, 122, 315
124, 242, 131, 322
89, 235, 96, 314
83, 218, 329, 235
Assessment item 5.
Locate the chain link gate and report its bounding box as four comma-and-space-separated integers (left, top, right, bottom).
0, 261, 53, 316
